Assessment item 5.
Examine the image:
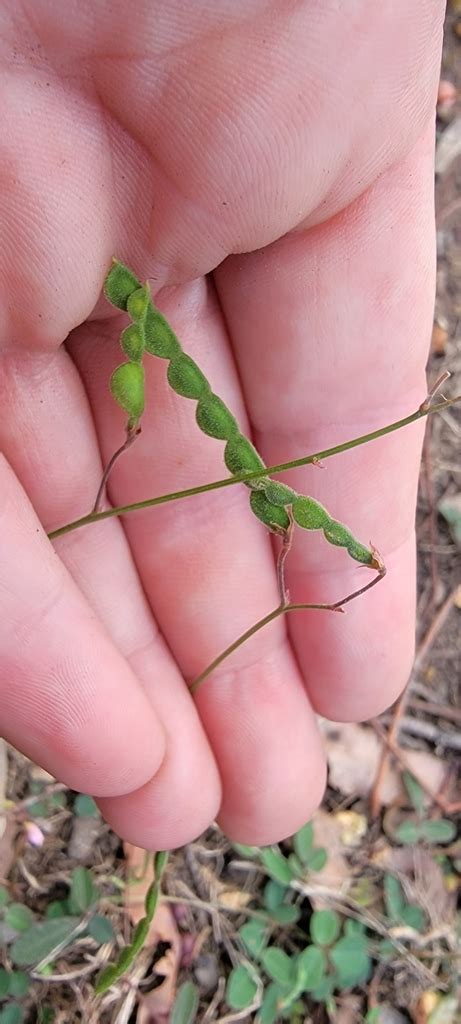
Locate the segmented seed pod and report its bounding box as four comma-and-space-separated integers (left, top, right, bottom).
250, 491, 291, 533
167, 353, 210, 399
104, 260, 141, 310
224, 435, 267, 487
110, 362, 145, 421
127, 286, 150, 323
292, 495, 331, 530
143, 305, 182, 359
120, 324, 145, 363
323, 521, 373, 565
196, 393, 239, 440
263, 480, 297, 507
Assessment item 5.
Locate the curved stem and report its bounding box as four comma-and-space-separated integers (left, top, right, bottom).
48, 395, 459, 541
92, 425, 141, 513
189, 567, 385, 693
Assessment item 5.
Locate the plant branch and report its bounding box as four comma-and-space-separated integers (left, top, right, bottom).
189, 566, 385, 693
48, 394, 460, 541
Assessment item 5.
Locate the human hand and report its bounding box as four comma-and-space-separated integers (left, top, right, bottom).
0, 1, 443, 848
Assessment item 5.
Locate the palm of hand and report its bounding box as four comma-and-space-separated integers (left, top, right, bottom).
0, 1, 442, 847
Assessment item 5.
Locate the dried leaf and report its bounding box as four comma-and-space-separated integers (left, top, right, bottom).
136, 903, 182, 1024
217, 888, 252, 911
319, 720, 445, 804
305, 809, 351, 897
335, 811, 367, 847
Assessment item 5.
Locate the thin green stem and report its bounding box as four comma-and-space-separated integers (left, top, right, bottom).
189, 567, 385, 693
47, 395, 459, 541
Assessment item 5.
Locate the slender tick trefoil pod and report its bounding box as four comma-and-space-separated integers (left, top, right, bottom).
103, 259, 382, 571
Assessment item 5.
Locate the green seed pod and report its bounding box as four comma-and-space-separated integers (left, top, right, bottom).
224, 435, 266, 488
120, 324, 145, 362
167, 353, 210, 399
292, 495, 331, 531
127, 286, 150, 322
196, 393, 238, 440
250, 491, 290, 533
104, 259, 141, 310
322, 520, 355, 548
110, 362, 145, 420
343, 537, 373, 566
263, 480, 297, 507
143, 304, 182, 359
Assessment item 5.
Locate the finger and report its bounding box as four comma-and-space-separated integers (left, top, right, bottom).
70, 278, 326, 844
0, 454, 166, 795
214, 128, 435, 720
0, 345, 221, 847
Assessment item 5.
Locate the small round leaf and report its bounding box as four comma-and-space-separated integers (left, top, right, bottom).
226, 965, 258, 1011
171, 980, 200, 1024
310, 910, 341, 947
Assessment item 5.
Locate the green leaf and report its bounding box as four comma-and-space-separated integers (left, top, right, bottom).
293, 822, 314, 864
260, 948, 295, 987
70, 867, 97, 913
0, 970, 10, 999
0, 886, 9, 909
270, 904, 300, 925
259, 848, 294, 885
5, 905, 34, 932
263, 880, 286, 911
287, 853, 304, 877
310, 910, 341, 947
438, 495, 461, 546
402, 772, 425, 816
330, 936, 371, 988
296, 945, 326, 992
226, 965, 258, 1010
401, 904, 426, 931
394, 820, 422, 844
27, 801, 47, 818
8, 973, 29, 999
46, 900, 68, 920
10, 917, 80, 966
87, 915, 115, 945
311, 974, 336, 1003
306, 847, 328, 872
365, 1010, 382, 1024
378, 938, 396, 960
38, 1009, 55, 1024
74, 794, 99, 818
239, 920, 268, 958
231, 842, 258, 859
171, 981, 200, 1024
384, 875, 405, 922
257, 983, 279, 1024
420, 819, 457, 844
0, 1006, 24, 1024
344, 919, 366, 938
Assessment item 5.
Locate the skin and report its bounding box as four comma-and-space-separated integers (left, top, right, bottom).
0, 1, 443, 848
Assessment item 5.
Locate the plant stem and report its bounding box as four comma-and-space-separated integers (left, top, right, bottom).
189, 567, 385, 693
92, 425, 141, 513
48, 395, 460, 541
